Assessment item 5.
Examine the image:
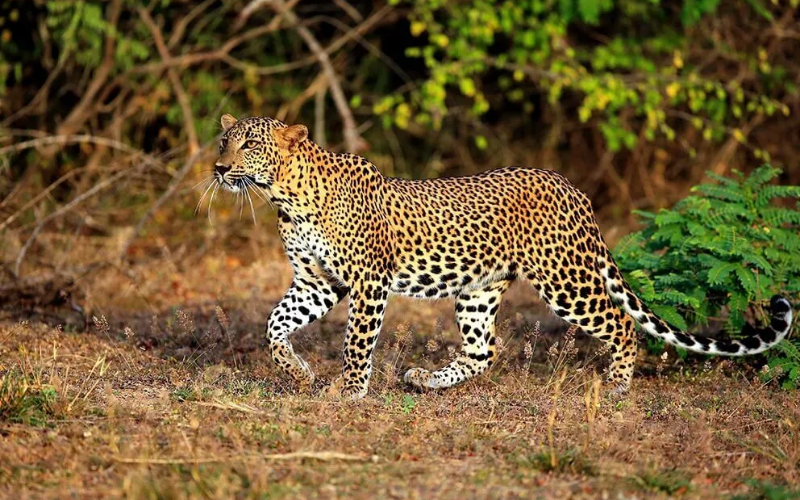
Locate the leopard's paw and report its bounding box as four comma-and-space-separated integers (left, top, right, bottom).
403, 367, 435, 390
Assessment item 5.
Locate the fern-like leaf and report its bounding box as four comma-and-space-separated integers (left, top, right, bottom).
692, 184, 747, 203
735, 267, 758, 296
651, 304, 689, 331
707, 262, 738, 286
743, 165, 781, 190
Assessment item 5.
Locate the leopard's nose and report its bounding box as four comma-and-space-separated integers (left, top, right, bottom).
214, 163, 232, 177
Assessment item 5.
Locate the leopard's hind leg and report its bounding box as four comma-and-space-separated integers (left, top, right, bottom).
523, 266, 638, 394
404, 279, 511, 390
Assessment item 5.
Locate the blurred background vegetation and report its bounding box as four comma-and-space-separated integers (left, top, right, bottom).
0, 0, 798, 283
2, 0, 798, 208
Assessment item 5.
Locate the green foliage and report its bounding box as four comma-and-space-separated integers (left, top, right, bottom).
385, 0, 791, 153
613, 166, 799, 380
45, 1, 150, 70
630, 469, 693, 496
730, 479, 800, 500
0, 370, 58, 427
764, 340, 800, 390
401, 394, 417, 414
518, 448, 596, 475
614, 165, 799, 330
171, 386, 198, 402
382, 392, 418, 414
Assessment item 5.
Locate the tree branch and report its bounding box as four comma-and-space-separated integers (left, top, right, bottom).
54, 0, 123, 138
139, 8, 200, 156
315, 86, 327, 147
14, 168, 132, 277
239, 0, 373, 152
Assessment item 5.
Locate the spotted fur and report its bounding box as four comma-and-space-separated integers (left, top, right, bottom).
212, 114, 794, 399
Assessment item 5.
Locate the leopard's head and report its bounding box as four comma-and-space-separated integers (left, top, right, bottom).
213, 114, 308, 194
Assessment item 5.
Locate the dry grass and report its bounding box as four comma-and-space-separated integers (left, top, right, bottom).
1, 236, 799, 499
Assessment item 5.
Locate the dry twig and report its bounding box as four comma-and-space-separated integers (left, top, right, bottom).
139, 9, 199, 156
53, 0, 123, 139
114, 450, 372, 465
14, 169, 131, 277
241, 0, 368, 152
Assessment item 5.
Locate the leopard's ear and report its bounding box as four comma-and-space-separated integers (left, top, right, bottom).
273, 124, 309, 152
220, 114, 238, 132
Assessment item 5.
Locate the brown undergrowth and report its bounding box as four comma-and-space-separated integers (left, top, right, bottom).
1, 236, 799, 499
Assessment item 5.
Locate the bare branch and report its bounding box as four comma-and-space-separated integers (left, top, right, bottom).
275, 71, 328, 123
14, 168, 132, 277
53, 0, 123, 138
262, 0, 367, 152
0, 2, 91, 127
235, 0, 277, 29
120, 4, 393, 79
139, 8, 200, 156
0, 133, 160, 160
167, 0, 216, 49
333, 0, 363, 22
315, 86, 327, 147
0, 167, 84, 232
233, 0, 303, 31
315, 13, 411, 85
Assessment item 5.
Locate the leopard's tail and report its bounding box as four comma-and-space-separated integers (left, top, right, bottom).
597, 254, 793, 356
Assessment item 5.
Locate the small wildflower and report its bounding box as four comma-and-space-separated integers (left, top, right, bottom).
123, 327, 135, 339
547, 342, 559, 359
425, 339, 439, 353
149, 315, 160, 336
383, 361, 396, 385
496, 336, 506, 355
394, 323, 412, 349
524, 341, 533, 361
215, 305, 230, 332
93, 316, 109, 336
434, 317, 444, 336
563, 326, 578, 361
176, 310, 194, 335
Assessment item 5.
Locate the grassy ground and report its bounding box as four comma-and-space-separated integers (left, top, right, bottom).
1, 226, 799, 499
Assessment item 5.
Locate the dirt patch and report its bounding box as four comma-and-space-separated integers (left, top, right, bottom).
1, 288, 798, 499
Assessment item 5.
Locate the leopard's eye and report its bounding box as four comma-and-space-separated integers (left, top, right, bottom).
244, 140, 259, 150
219, 138, 227, 153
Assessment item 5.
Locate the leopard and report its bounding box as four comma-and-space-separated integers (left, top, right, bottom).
210, 113, 793, 399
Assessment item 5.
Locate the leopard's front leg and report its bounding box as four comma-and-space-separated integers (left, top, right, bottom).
336, 278, 389, 400
267, 275, 347, 389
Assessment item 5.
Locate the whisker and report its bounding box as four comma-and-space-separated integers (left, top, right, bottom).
245, 183, 257, 225
244, 178, 268, 205
247, 178, 274, 211
208, 183, 220, 225
195, 180, 216, 215
192, 175, 215, 190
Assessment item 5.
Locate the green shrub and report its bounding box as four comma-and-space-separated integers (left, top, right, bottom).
0, 370, 59, 426
386, 0, 790, 155
613, 165, 799, 386
730, 479, 800, 500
